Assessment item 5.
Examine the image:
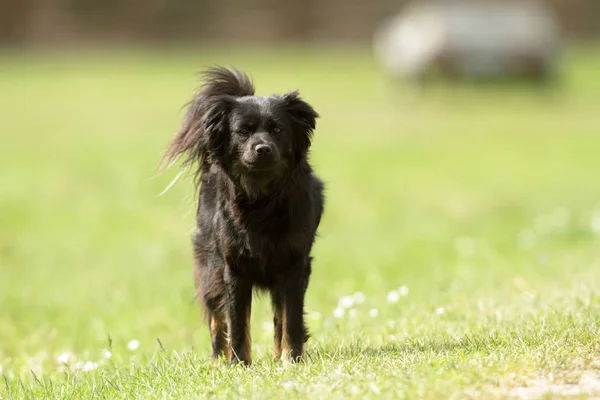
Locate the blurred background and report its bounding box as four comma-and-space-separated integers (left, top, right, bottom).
0, 0, 598, 46
1, 0, 600, 374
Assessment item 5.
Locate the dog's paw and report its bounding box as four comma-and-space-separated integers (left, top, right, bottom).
280, 349, 306, 367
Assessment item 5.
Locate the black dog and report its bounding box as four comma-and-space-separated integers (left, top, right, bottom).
162, 67, 324, 365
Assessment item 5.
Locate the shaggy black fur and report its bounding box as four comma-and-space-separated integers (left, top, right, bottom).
162, 66, 324, 365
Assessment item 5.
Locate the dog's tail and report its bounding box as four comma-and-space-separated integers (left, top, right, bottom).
159, 66, 255, 177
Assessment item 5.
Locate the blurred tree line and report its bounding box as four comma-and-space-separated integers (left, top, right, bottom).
0, 0, 598, 46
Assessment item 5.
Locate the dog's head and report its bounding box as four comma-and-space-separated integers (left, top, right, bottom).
162, 66, 318, 197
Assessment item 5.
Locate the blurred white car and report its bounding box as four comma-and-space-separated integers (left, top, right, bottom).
374, 0, 561, 81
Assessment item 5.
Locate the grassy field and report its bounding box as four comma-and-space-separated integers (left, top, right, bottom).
1, 46, 600, 399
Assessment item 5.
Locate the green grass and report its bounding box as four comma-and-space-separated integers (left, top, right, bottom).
1, 46, 600, 399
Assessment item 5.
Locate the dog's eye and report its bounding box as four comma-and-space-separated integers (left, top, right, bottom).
272, 127, 282, 134
238, 127, 250, 135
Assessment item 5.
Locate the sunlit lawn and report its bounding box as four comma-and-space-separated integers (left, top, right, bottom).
1, 46, 600, 399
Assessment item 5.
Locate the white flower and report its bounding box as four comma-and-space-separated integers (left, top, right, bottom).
103, 350, 112, 359
435, 307, 445, 315
338, 296, 355, 309
308, 311, 322, 320
56, 352, 72, 364
398, 285, 409, 297
352, 292, 366, 304
348, 309, 358, 318
333, 307, 345, 319
127, 340, 140, 351
282, 381, 292, 389
369, 308, 379, 318
386, 290, 399, 303
83, 361, 99, 372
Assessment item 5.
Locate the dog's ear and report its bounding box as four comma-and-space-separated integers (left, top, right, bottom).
161, 66, 254, 179
202, 95, 235, 166
282, 91, 319, 158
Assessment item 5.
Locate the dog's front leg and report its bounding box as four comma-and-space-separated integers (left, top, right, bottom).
271, 291, 284, 360
224, 267, 253, 366
281, 268, 310, 363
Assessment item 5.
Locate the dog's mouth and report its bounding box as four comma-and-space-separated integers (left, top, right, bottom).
243, 160, 278, 172
240, 157, 279, 172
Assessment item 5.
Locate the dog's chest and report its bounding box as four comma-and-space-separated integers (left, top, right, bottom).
223, 208, 302, 281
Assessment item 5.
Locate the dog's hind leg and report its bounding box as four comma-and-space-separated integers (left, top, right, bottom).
194, 244, 230, 362
208, 311, 230, 361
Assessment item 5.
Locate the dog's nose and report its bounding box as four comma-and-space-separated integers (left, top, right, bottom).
255, 144, 272, 155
